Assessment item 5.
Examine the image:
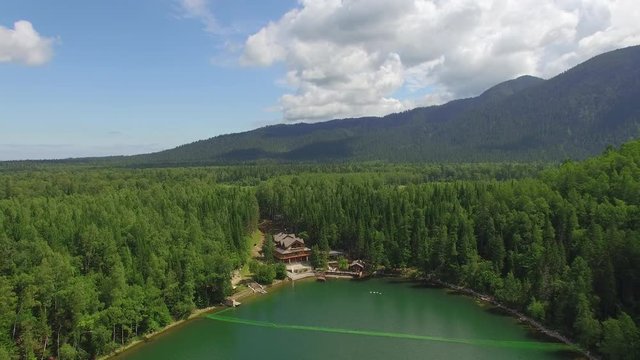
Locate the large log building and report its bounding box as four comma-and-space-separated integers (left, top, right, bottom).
273, 233, 311, 263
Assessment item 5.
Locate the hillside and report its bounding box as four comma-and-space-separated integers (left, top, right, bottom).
8, 45, 640, 167
131, 74, 551, 165
137, 46, 640, 165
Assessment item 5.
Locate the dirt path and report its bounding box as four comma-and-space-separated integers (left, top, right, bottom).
231, 270, 243, 287
251, 230, 265, 259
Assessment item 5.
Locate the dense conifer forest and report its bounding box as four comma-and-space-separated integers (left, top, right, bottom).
0, 141, 639, 359
0, 173, 258, 359
256, 140, 640, 358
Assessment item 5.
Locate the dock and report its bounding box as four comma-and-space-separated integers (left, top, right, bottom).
248, 282, 267, 294
224, 298, 241, 307
324, 270, 363, 278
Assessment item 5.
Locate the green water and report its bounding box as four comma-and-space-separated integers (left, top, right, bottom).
116, 279, 579, 360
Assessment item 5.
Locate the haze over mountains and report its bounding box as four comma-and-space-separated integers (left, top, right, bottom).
12, 45, 640, 166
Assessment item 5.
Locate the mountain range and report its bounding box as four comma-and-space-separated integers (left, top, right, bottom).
15, 45, 640, 166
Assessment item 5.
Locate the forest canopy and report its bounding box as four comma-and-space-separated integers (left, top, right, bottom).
0, 140, 639, 359
0, 173, 258, 359
256, 140, 640, 358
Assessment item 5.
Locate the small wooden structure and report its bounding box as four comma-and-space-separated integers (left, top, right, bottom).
349, 260, 366, 273
224, 298, 241, 307
316, 273, 326, 282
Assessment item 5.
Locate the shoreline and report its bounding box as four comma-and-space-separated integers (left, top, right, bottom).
100, 306, 217, 360
416, 275, 599, 360
363, 269, 598, 359
106, 273, 596, 360
104, 278, 293, 359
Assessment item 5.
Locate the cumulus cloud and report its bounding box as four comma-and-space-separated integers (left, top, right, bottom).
0, 20, 54, 66
243, 0, 640, 122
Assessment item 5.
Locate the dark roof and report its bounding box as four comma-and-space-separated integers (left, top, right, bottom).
273, 232, 305, 248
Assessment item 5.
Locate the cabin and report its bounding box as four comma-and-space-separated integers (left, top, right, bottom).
349, 260, 366, 273
273, 233, 311, 263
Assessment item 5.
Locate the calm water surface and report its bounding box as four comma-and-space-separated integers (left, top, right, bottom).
117, 279, 578, 360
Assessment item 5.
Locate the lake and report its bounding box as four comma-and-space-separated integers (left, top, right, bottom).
116, 278, 579, 360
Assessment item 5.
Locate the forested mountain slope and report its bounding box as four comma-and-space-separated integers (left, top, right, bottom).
123, 45, 640, 165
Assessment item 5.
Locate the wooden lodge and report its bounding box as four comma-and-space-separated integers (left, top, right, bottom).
273, 233, 311, 263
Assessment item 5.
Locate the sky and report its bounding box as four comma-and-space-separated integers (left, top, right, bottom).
1, 0, 639, 160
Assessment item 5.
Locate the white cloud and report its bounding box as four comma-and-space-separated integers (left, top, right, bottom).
0, 20, 54, 66
243, 0, 640, 122
179, 0, 224, 34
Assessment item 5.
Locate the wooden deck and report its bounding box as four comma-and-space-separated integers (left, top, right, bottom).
247, 282, 267, 294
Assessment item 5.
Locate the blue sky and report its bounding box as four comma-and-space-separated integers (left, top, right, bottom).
1, 0, 638, 160
0, 0, 295, 159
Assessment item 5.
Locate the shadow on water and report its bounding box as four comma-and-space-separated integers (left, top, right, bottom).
484, 306, 513, 317
409, 282, 446, 289
383, 278, 413, 285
